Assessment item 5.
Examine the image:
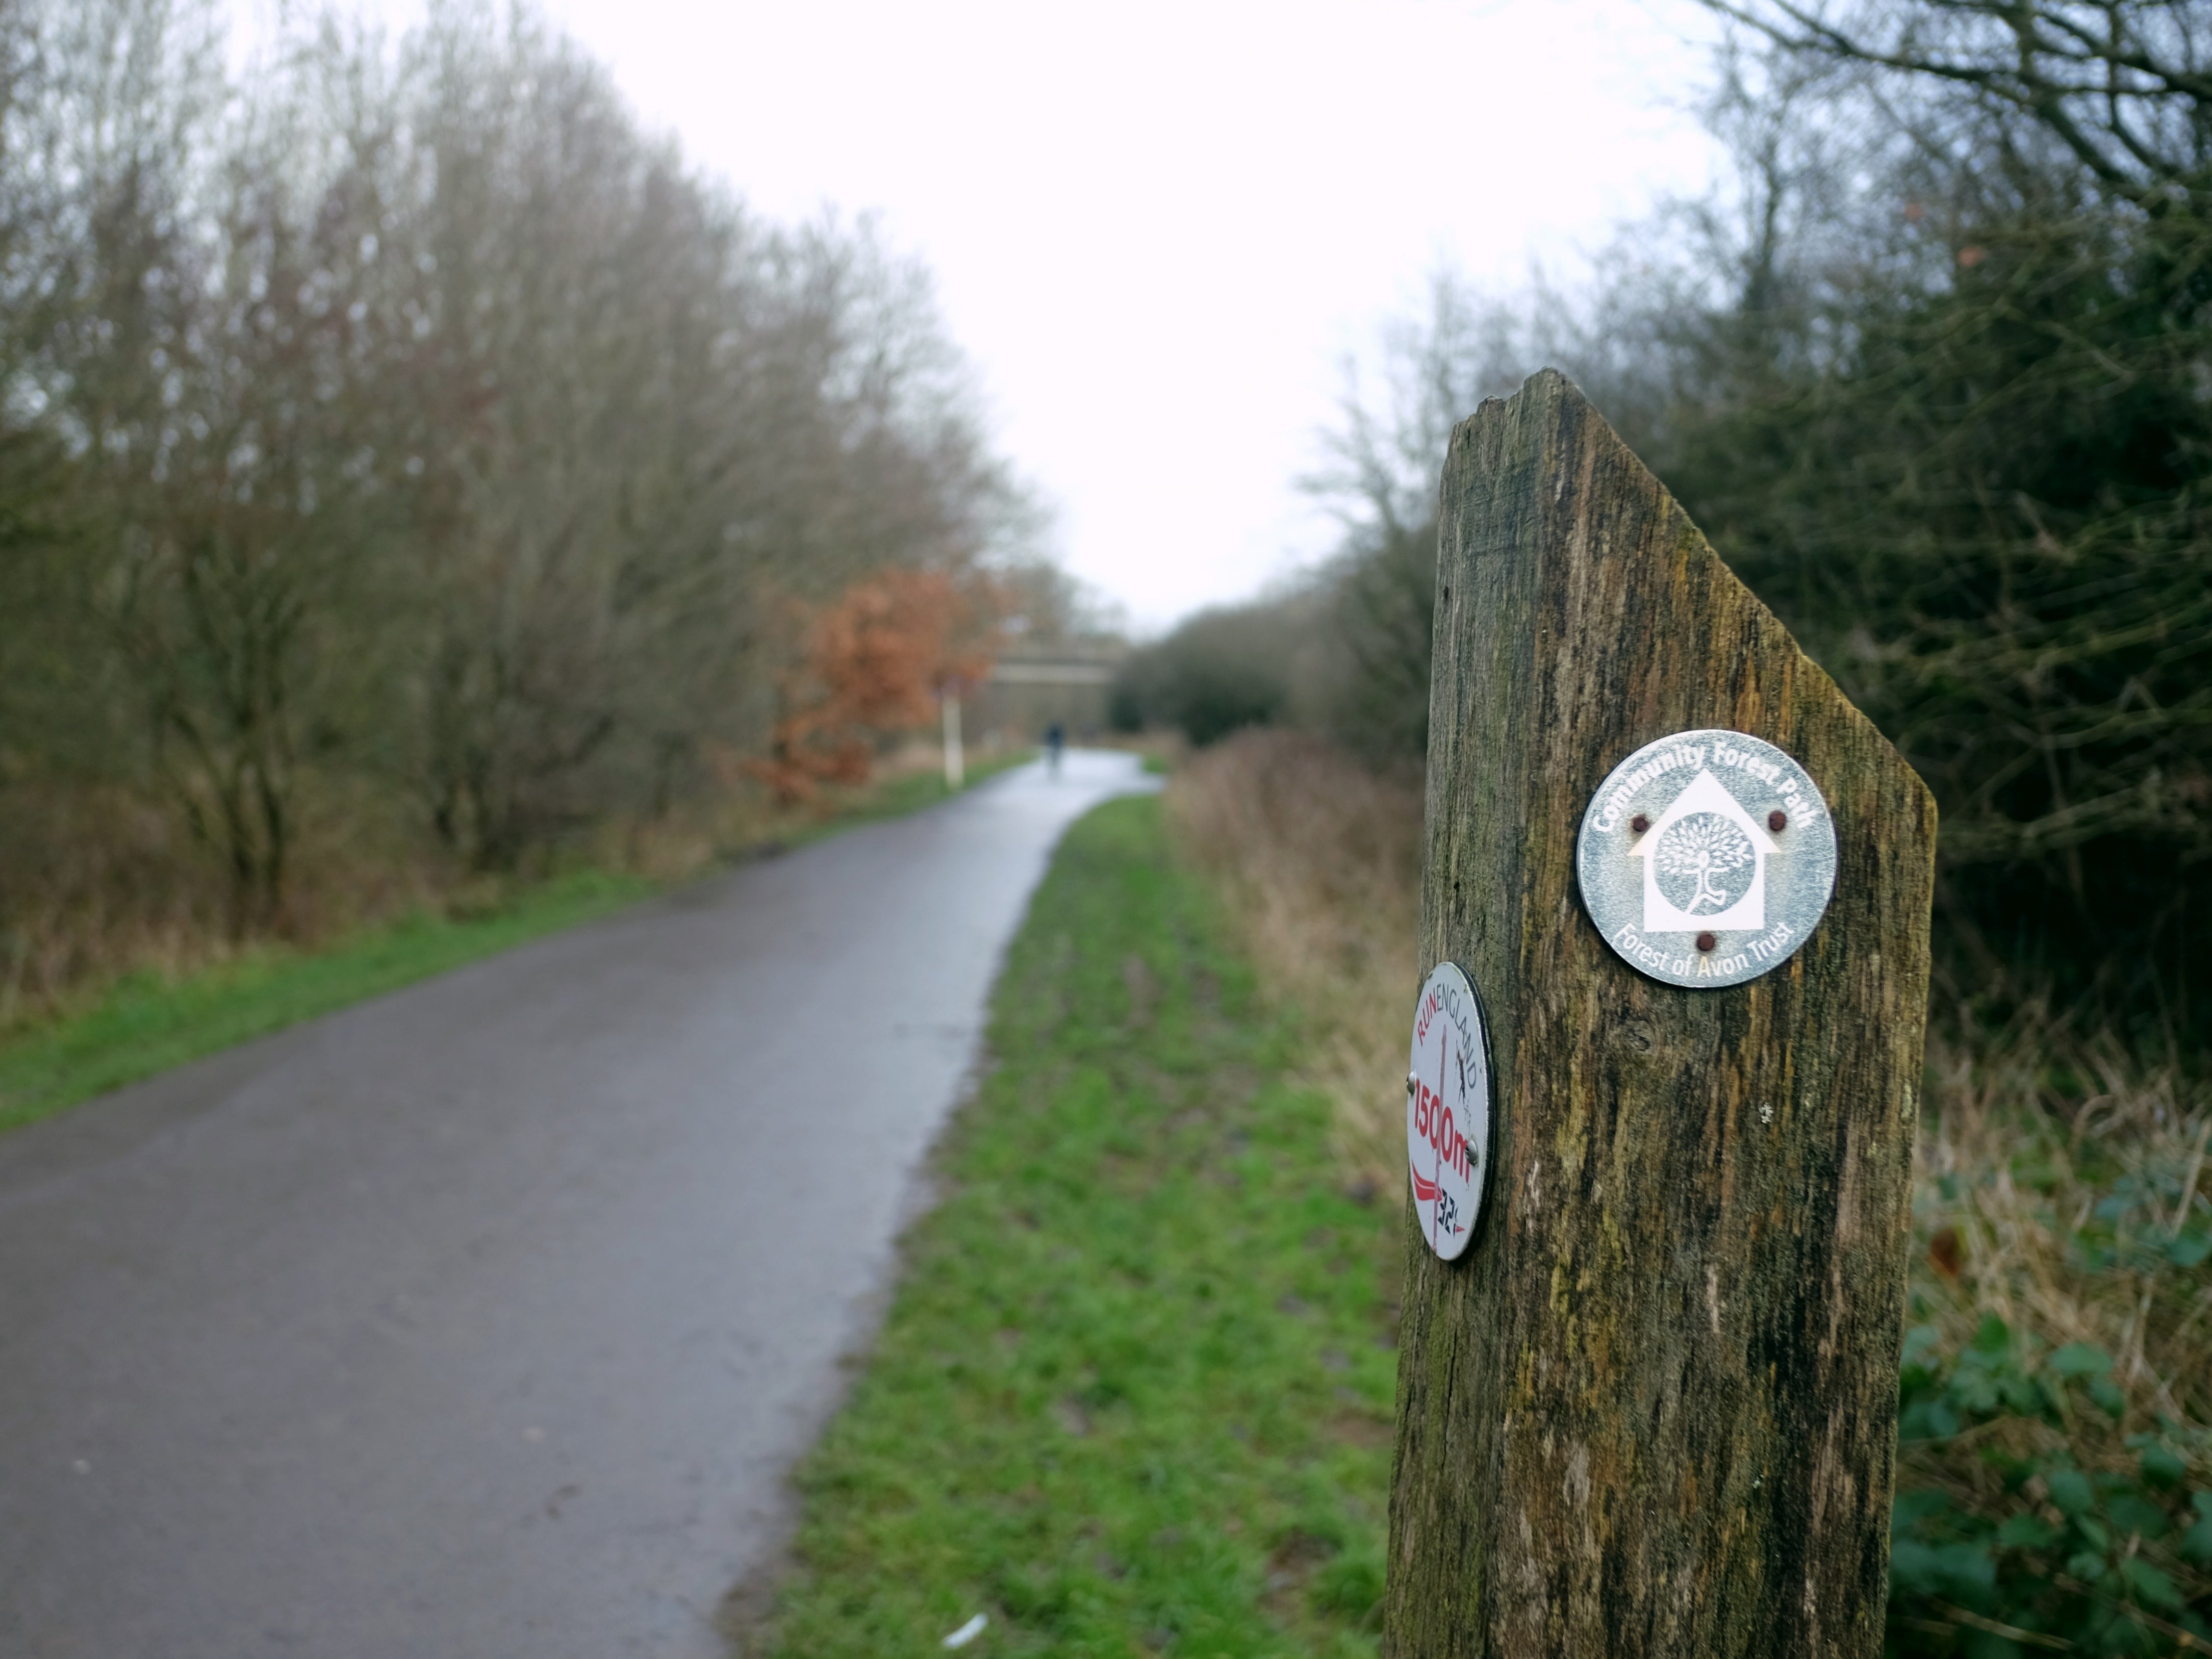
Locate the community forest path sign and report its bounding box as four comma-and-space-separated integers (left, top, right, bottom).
1577, 728, 1837, 988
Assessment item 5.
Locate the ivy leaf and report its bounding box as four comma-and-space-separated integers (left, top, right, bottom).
1996, 1512, 2062, 1548
2169, 1230, 2210, 1268
2047, 1342, 2112, 1377
2036, 1374, 2070, 1420
2106, 1493, 2169, 1540
2047, 1468, 2096, 1516
2138, 1444, 2186, 1489
2182, 1520, 2212, 1567
1899, 1324, 1944, 1391
1900, 1399, 1961, 1440
2182, 1510, 2212, 1568
1889, 1538, 1944, 1595
1895, 1489, 1952, 1528
2119, 1556, 2184, 1610
2089, 1376, 2127, 1418
1936, 1541, 1996, 1596
1953, 1367, 2001, 1415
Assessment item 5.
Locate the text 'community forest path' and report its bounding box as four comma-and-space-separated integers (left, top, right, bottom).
0, 752, 1155, 1659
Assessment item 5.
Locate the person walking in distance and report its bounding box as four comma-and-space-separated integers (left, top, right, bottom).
1045, 722, 1065, 777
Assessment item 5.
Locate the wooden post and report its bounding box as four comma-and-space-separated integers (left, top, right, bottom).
1386, 371, 1936, 1658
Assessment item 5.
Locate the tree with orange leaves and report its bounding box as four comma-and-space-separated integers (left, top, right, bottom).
751, 569, 1002, 804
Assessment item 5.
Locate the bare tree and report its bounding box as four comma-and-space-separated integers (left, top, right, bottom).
1700, 0, 2212, 200
0, 0, 1040, 982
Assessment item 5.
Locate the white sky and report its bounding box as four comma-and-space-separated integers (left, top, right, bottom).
274, 1, 1729, 631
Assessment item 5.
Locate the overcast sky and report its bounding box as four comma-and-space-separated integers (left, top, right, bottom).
280, 1, 1728, 631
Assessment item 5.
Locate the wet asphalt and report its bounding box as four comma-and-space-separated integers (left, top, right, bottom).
0, 751, 1153, 1658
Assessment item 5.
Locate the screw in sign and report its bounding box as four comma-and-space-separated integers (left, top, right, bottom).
1406, 962, 1493, 1261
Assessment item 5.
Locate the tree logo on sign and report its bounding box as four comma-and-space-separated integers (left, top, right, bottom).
1656, 811, 1756, 915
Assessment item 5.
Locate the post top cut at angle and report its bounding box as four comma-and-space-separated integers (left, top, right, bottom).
1387, 370, 1935, 1658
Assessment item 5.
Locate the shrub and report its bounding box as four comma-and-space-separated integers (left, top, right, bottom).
1890, 1027, 2211, 1654
1109, 603, 1312, 748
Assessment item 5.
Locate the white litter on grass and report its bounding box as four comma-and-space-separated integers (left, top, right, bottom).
941, 1612, 988, 1649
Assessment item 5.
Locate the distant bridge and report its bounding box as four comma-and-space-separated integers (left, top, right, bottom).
974, 647, 1125, 738
987, 655, 1117, 686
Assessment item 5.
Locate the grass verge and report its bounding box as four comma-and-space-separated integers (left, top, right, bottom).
749, 794, 1395, 1659
0, 750, 1033, 1136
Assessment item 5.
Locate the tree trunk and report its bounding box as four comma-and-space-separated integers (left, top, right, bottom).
1386, 370, 1936, 1658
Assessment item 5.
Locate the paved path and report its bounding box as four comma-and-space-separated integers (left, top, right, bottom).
0, 752, 1152, 1658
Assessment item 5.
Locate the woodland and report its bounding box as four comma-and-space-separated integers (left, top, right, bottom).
0, 0, 1052, 1018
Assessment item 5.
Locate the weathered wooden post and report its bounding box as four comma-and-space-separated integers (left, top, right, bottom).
1386, 371, 1936, 1657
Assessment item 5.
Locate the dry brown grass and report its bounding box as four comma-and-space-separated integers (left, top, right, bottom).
0, 782, 224, 1029
0, 737, 997, 1039
1895, 1022, 2212, 1649
1908, 1017, 2211, 1475
0, 773, 450, 1032
1164, 728, 1422, 1188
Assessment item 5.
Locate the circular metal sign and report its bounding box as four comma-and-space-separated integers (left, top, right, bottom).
1406, 962, 1492, 1261
1576, 729, 1837, 989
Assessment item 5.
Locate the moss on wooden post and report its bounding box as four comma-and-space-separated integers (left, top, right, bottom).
1385, 371, 1936, 1658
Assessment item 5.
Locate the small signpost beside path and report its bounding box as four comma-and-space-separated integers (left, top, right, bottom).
1386, 371, 1937, 1657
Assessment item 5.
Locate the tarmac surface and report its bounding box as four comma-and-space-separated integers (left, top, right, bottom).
0, 751, 1152, 1658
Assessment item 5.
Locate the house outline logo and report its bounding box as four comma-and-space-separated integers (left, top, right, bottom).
1629, 768, 1780, 933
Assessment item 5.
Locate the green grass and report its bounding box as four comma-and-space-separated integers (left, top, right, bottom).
0, 869, 655, 1135
753, 794, 1396, 1659
0, 749, 1039, 1136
